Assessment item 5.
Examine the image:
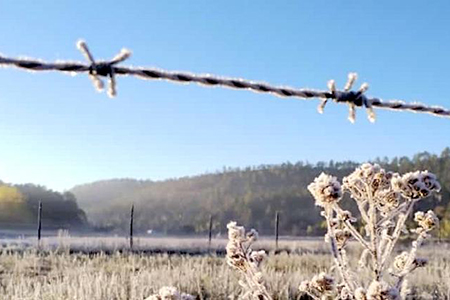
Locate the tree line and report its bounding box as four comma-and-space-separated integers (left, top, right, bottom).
0, 183, 87, 229
71, 148, 450, 237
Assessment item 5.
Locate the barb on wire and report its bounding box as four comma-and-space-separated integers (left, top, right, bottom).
0, 40, 449, 122
321, 73, 374, 123
77, 40, 131, 97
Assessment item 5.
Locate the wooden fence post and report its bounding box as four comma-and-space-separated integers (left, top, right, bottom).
130, 204, 134, 250
37, 201, 42, 247
208, 215, 213, 250
275, 211, 279, 250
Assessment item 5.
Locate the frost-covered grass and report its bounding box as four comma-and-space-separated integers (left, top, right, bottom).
0, 243, 448, 300
1, 235, 327, 255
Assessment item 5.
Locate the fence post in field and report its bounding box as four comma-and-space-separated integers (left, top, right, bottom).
37, 201, 42, 248
208, 215, 213, 251
129, 204, 134, 250
275, 211, 279, 250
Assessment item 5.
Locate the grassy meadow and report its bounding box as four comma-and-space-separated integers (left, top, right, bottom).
0, 237, 448, 300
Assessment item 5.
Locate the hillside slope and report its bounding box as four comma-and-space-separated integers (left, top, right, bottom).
71, 149, 450, 235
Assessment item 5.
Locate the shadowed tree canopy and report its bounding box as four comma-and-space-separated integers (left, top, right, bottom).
0, 183, 87, 229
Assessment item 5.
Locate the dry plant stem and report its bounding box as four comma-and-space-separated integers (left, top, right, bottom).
350, 179, 382, 279
244, 267, 272, 298
378, 228, 390, 262
243, 257, 272, 300
227, 226, 272, 300
339, 249, 356, 286
381, 200, 416, 269
241, 244, 260, 297
334, 206, 372, 252
356, 201, 371, 225
368, 194, 381, 280
395, 231, 427, 288
377, 203, 408, 227
325, 207, 355, 293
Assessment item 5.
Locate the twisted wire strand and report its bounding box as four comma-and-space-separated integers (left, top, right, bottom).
0, 56, 330, 98
1, 40, 449, 122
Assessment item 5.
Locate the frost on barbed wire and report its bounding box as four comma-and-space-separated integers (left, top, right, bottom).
2, 40, 450, 121
301, 163, 441, 300
226, 221, 272, 300
145, 286, 194, 300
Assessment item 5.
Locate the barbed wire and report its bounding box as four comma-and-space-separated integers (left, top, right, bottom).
1, 40, 449, 122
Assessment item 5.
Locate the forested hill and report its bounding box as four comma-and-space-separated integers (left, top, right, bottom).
0, 184, 87, 230
71, 148, 450, 236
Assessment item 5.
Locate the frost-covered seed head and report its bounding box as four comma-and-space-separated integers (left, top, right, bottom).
392, 171, 440, 200
393, 252, 409, 271
226, 242, 245, 270
367, 281, 400, 300
339, 210, 357, 222
308, 173, 342, 207
226, 222, 248, 270
421, 171, 441, 191
144, 286, 194, 300
298, 280, 310, 293
159, 286, 180, 300
311, 272, 335, 293
249, 250, 266, 267
343, 163, 392, 201
227, 221, 246, 241
334, 229, 352, 249
246, 228, 258, 242
414, 210, 439, 232
299, 274, 335, 297
355, 287, 367, 300
376, 190, 400, 213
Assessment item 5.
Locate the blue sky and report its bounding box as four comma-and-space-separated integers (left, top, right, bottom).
0, 1, 449, 191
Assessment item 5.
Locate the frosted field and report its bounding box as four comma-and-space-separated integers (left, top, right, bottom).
0, 235, 326, 254
0, 237, 448, 300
